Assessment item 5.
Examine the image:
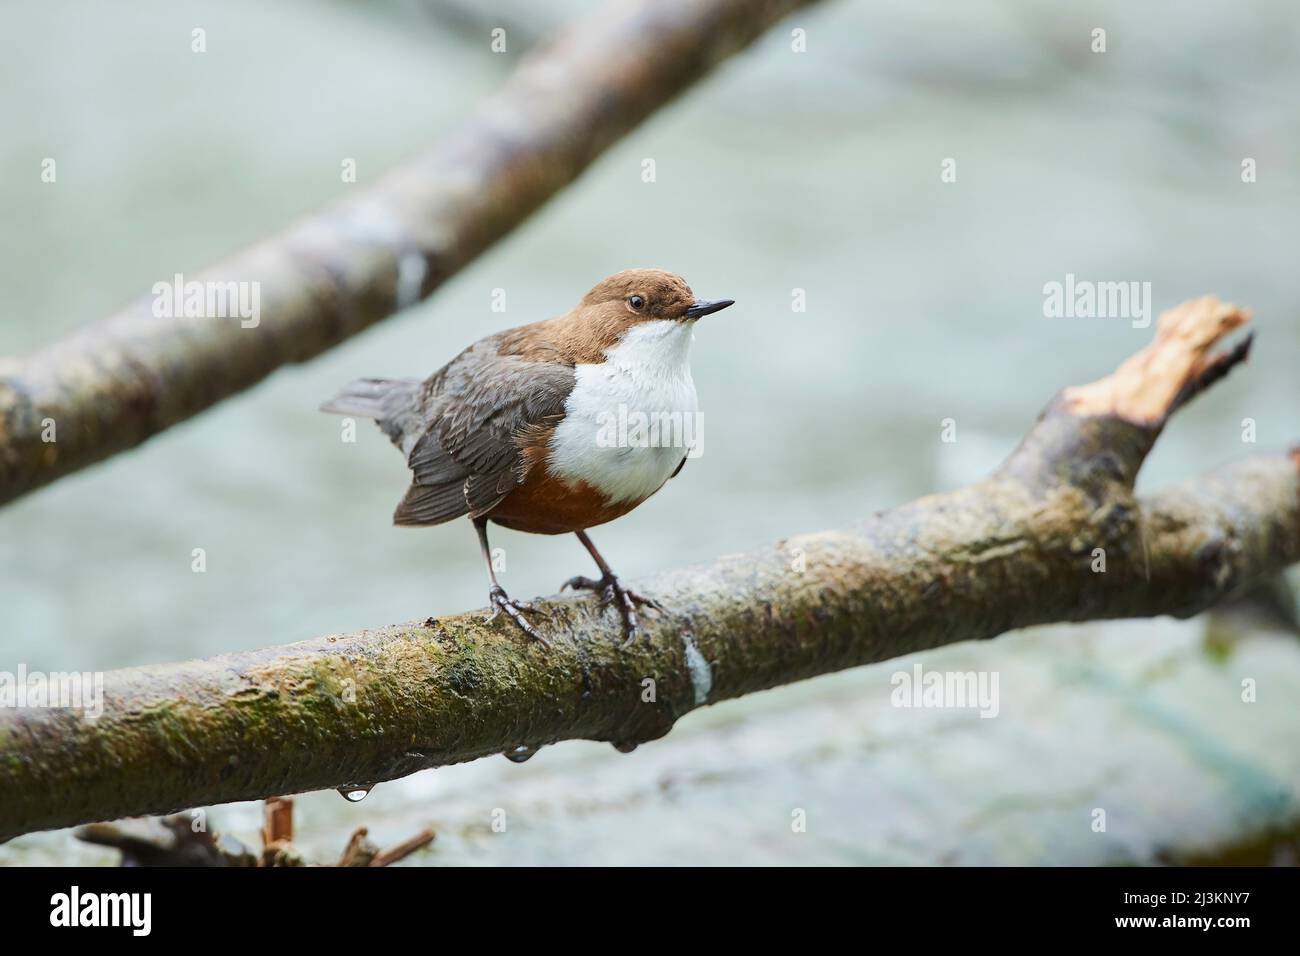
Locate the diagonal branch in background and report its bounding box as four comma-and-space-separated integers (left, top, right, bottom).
0, 0, 822, 507
2, 297, 1296, 842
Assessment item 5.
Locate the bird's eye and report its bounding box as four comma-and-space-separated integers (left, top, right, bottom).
628, 295, 645, 310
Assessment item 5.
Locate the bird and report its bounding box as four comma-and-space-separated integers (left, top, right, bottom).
321, 269, 734, 645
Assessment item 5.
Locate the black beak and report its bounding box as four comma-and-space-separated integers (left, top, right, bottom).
685, 298, 735, 319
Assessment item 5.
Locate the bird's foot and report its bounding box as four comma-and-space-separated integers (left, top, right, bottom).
486, 585, 550, 647
561, 574, 662, 645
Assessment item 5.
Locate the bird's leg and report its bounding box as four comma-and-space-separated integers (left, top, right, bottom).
562, 530, 662, 644
474, 517, 548, 646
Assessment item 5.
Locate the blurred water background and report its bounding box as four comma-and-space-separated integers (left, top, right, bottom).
1, 0, 1298, 864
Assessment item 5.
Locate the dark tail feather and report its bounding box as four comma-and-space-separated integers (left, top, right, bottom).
320, 377, 418, 418
320, 378, 421, 446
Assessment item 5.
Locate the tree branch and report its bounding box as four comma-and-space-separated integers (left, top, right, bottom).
0, 0, 821, 507
1, 297, 1295, 842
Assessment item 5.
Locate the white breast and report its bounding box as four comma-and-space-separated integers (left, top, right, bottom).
548, 320, 698, 504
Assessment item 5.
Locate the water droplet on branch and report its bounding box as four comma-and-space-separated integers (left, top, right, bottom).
503, 745, 538, 764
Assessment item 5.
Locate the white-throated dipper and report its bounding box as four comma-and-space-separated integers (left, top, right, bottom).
322, 269, 734, 645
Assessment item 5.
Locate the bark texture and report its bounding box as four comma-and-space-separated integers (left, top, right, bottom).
1, 297, 1294, 842
0, 0, 820, 506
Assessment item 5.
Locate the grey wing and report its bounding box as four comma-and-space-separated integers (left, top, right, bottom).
393, 338, 575, 527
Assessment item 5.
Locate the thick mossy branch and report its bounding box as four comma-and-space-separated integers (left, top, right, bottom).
0, 0, 821, 507
1, 297, 1294, 842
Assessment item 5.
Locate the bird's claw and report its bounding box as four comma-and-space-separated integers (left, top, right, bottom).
561, 573, 661, 645
486, 585, 549, 647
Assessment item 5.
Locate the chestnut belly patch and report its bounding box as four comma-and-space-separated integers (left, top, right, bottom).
487, 470, 644, 535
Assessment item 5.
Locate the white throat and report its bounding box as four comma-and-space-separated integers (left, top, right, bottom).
604, 318, 695, 374
548, 320, 699, 504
